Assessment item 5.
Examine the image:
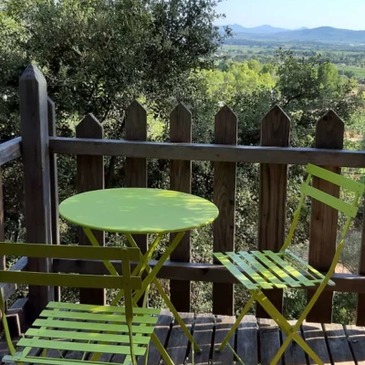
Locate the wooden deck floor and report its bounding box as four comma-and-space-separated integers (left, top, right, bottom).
1, 310, 365, 364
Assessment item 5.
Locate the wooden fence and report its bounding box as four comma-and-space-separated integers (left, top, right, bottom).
2, 64, 365, 325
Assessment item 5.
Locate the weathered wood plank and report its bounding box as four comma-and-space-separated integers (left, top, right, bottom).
144, 309, 174, 365
48, 98, 60, 302
50, 137, 365, 167
76, 113, 105, 305
48, 98, 60, 249
258, 318, 282, 365
0, 137, 21, 166
282, 321, 307, 365
125, 101, 147, 253
258, 105, 290, 317
323, 323, 355, 364
236, 315, 258, 365
213, 106, 237, 315
0, 256, 27, 301
308, 110, 344, 323
53, 258, 365, 292
166, 312, 195, 364
345, 324, 365, 365
3, 314, 365, 364
170, 103, 192, 312
211, 315, 235, 364
302, 321, 331, 364
6, 297, 30, 335
19, 64, 53, 317
187, 313, 214, 365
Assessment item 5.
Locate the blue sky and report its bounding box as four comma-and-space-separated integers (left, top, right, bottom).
215, 0, 365, 30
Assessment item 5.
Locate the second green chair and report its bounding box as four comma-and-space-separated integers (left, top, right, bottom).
214, 164, 365, 365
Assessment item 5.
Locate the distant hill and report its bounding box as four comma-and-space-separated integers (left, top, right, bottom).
224, 24, 287, 34
221, 25, 365, 45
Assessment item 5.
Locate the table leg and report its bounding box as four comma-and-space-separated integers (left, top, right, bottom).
151, 275, 201, 352
126, 231, 201, 352
83, 228, 201, 352
83, 227, 119, 275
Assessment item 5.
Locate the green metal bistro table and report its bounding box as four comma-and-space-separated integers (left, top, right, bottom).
59, 187, 219, 352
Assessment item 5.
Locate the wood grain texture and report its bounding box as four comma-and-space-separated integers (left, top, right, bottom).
213, 105, 237, 315
170, 104, 192, 312
53, 258, 365, 292
19, 64, 53, 317
258, 318, 282, 365
211, 315, 236, 364
302, 322, 331, 364
76, 113, 105, 304
143, 309, 173, 365
50, 136, 365, 167
48, 99, 60, 248
282, 320, 307, 365
236, 315, 258, 365
308, 110, 344, 323
0, 311, 363, 364
258, 105, 290, 317
323, 323, 355, 364
166, 312, 195, 364
187, 313, 215, 365
345, 324, 365, 365
0, 137, 21, 165
125, 101, 147, 253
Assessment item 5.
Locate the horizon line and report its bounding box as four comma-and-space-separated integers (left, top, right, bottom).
214, 23, 365, 32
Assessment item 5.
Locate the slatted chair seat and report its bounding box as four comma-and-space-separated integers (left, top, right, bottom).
0, 243, 175, 365
214, 164, 365, 365
5, 302, 159, 364
215, 250, 334, 291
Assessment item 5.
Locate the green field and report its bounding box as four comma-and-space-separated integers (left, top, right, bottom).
219, 44, 365, 83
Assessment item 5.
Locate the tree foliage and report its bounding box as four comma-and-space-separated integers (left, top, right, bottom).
0, 0, 225, 136
274, 49, 362, 145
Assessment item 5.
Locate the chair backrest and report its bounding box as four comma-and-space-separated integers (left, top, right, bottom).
281, 164, 365, 254
0, 243, 142, 333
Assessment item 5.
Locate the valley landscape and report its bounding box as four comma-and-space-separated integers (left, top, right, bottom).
219, 24, 365, 82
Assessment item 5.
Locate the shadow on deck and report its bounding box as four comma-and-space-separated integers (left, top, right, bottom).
1, 310, 365, 365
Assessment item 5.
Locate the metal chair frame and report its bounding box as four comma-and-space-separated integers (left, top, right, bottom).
214, 164, 365, 365
0, 243, 175, 365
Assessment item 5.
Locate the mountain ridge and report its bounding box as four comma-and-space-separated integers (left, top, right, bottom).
221, 24, 365, 44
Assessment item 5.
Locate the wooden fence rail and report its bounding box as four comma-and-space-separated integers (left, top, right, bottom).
2, 64, 365, 325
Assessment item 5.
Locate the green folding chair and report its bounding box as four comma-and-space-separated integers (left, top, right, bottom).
214, 164, 365, 365
0, 243, 175, 365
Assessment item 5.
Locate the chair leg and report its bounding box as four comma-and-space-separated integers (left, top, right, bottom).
271, 329, 324, 365
255, 290, 324, 365
219, 289, 325, 365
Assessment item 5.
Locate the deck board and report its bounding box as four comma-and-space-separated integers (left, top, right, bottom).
2, 313, 365, 364
166, 312, 194, 364
258, 318, 283, 365
144, 308, 174, 365
302, 322, 331, 365
211, 315, 235, 364
345, 324, 365, 365
324, 323, 355, 365
187, 313, 214, 365
283, 320, 308, 365
236, 315, 258, 365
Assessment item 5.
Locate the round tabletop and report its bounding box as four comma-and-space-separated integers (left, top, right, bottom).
59, 188, 219, 234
